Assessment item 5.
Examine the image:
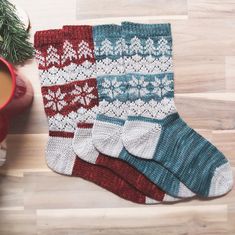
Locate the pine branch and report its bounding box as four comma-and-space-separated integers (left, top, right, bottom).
0, 0, 34, 64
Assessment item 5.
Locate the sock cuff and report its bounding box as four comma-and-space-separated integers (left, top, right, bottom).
63, 25, 93, 40
34, 29, 63, 48
121, 22, 171, 37
93, 24, 121, 39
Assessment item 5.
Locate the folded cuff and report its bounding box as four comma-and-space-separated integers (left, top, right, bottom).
34, 29, 63, 48
121, 21, 171, 37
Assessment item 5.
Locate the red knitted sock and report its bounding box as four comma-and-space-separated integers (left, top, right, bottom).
34, 28, 155, 204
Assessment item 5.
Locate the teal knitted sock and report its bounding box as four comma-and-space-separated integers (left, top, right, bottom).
91, 24, 129, 157
121, 22, 233, 197
90, 24, 195, 198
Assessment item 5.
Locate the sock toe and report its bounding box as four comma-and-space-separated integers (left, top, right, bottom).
92, 115, 125, 157
209, 162, 234, 197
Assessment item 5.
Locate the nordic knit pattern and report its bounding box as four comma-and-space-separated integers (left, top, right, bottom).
63, 25, 176, 202
91, 25, 130, 157
34, 27, 160, 204
121, 22, 233, 197
87, 24, 195, 198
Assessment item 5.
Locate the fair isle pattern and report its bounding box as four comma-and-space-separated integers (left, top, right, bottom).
125, 55, 172, 74
35, 35, 99, 132
94, 38, 125, 76
128, 73, 174, 101
96, 73, 175, 119
129, 98, 177, 119
42, 79, 99, 132
42, 79, 98, 116
97, 74, 129, 119
93, 25, 128, 118
35, 39, 96, 86
124, 36, 172, 74
48, 106, 99, 132
98, 100, 130, 119
94, 36, 172, 75
96, 57, 124, 76
35, 40, 94, 68
39, 62, 96, 86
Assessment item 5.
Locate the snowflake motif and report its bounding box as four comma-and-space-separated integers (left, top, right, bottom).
44, 88, 67, 111
71, 83, 96, 106
152, 76, 173, 97
129, 76, 149, 98
100, 78, 124, 99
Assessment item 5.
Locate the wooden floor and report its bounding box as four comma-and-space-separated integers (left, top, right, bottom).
1, 0, 235, 234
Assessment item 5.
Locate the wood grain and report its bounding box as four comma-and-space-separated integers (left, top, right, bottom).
1, 0, 235, 234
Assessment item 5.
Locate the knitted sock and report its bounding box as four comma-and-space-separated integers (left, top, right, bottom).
34, 28, 158, 204
63, 26, 176, 201
121, 22, 233, 197
91, 25, 129, 156
66, 25, 176, 202
73, 25, 194, 198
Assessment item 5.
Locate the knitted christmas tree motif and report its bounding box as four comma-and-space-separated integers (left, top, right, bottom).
35, 37, 96, 86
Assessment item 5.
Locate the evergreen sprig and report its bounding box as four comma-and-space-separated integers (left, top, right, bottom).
0, 0, 34, 64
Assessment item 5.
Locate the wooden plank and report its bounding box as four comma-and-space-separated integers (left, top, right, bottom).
76, 0, 188, 19
174, 56, 225, 93
188, 0, 235, 19
225, 56, 235, 91
37, 205, 228, 233
0, 210, 36, 235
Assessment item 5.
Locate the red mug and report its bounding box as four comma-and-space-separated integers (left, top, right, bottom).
0, 57, 34, 142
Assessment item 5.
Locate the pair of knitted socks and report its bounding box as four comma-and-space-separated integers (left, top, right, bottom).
34, 22, 233, 204
35, 25, 178, 204
88, 22, 233, 197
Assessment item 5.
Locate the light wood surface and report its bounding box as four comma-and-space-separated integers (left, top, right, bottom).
1, 0, 235, 234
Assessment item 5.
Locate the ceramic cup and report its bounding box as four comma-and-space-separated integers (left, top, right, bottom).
0, 57, 34, 142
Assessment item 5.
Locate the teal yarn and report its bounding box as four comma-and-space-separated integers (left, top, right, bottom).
122, 21, 171, 37
151, 114, 228, 196
121, 21, 233, 197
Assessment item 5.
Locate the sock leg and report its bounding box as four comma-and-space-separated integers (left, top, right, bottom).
91, 25, 129, 157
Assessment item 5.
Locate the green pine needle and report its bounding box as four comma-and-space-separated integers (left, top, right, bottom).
0, 0, 34, 64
